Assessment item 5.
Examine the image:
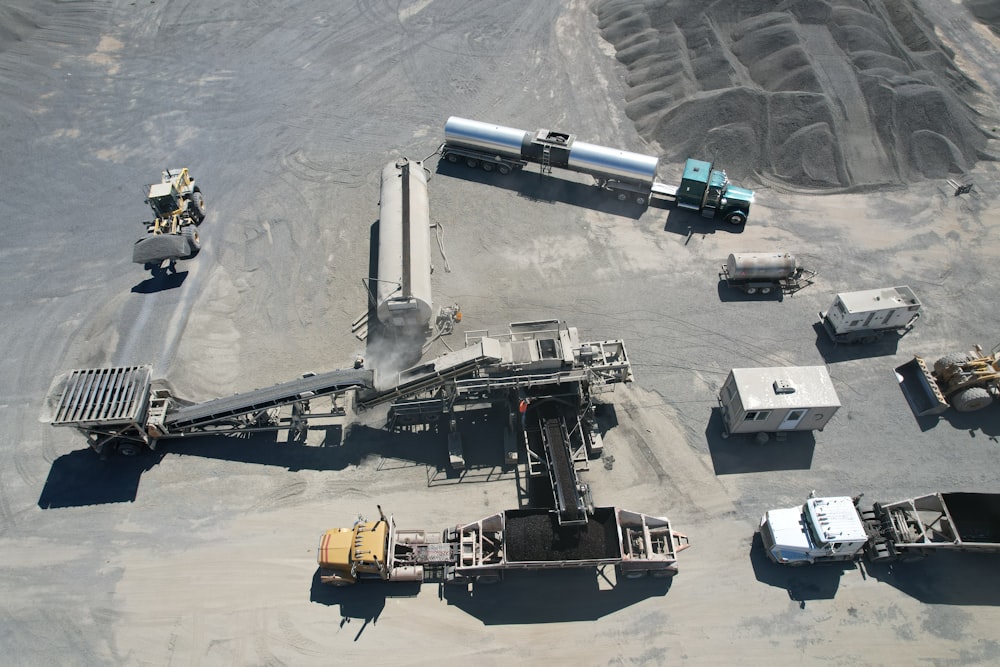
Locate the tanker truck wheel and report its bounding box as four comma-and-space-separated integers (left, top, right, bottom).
953, 387, 993, 412
445, 152, 460, 164
760, 287, 772, 295
635, 196, 646, 206
497, 164, 511, 175
481, 161, 494, 172
465, 157, 480, 168
724, 211, 747, 225
745, 286, 758, 295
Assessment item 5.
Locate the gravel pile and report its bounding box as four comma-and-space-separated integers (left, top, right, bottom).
595, 0, 993, 189
505, 508, 620, 562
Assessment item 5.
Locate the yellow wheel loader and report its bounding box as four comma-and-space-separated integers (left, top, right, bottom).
132, 168, 205, 270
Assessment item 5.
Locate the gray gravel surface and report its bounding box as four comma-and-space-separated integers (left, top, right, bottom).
2, 1, 1000, 665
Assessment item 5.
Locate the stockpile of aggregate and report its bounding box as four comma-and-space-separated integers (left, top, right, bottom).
595, 0, 993, 189
965, 0, 1000, 37
504, 508, 620, 562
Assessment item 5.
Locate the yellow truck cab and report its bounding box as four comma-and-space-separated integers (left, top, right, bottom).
317, 517, 391, 585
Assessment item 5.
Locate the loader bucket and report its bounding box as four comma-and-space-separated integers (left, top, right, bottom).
132, 234, 190, 264
895, 357, 949, 417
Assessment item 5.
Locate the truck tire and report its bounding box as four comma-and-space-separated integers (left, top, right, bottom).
465, 157, 479, 168
953, 386, 993, 412
182, 226, 201, 259
188, 191, 205, 224
650, 569, 675, 578
481, 162, 494, 172
497, 164, 511, 175
934, 352, 972, 375
724, 211, 747, 225
117, 442, 141, 457
635, 196, 646, 206
445, 152, 460, 164
760, 286, 772, 295
745, 286, 757, 295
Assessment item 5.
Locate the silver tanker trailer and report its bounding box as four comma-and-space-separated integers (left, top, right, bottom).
719, 252, 816, 295
439, 116, 754, 224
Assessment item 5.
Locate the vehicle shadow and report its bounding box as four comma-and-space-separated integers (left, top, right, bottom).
749, 532, 847, 606
861, 552, 1000, 605
663, 207, 745, 236
309, 566, 668, 628
899, 399, 1000, 436
812, 322, 902, 362
705, 408, 815, 474
131, 268, 189, 293
716, 279, 786, 303
434, 160, 646, 218
37, 447, 164, 508
309, 570, 421, 641
39, 417, 515, 507
442, 568, 673, 624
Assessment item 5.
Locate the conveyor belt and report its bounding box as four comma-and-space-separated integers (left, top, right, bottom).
356, 338, 503, 409
541, 412, 585, 525
165, 368, 373, 430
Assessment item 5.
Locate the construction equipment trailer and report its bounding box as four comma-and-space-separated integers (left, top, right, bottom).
49, 319, 630, 485
317, 505, 689, 586
132, 168, 206, 269
439, 116, 754, 224
48, 366, 372, 456
759, 492, 1000, 566
819, 285, 921, 344
895, 342, 1000, 415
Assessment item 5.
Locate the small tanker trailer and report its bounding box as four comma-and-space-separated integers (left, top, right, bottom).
318, 505, 690, 587
719, 252, 816, 295
439, 116, 754, 224
374, 158, 433, 332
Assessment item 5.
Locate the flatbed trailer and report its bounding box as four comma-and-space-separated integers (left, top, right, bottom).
759, 492, 1000, 566
318, 506, 690, 586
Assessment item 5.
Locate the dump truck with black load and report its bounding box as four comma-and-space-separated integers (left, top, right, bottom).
317, 505, 690, 586
439, 116, 754, 223
895, 342, 1000, 416
132, 168, 206, 270
759, 492, 1000, 566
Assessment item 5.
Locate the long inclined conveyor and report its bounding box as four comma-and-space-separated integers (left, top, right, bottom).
164, 368, 374, 430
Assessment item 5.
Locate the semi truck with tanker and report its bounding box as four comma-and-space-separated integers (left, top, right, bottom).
439, 116, 754, 224
317, 505, 689, 586
759, 492, 1000, 566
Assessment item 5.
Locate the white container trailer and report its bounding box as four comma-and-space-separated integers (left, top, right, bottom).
819, 285, 921, 344
718, 366, 840, 440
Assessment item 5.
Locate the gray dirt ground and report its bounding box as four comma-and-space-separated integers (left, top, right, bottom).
2, 1, 1000, 665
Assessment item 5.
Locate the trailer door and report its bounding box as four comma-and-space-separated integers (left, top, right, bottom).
778, 409, 806, 430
